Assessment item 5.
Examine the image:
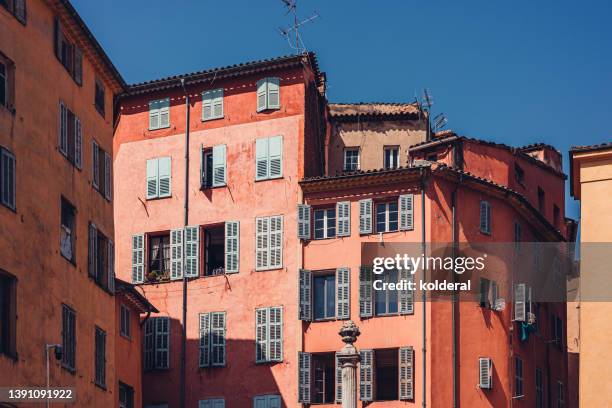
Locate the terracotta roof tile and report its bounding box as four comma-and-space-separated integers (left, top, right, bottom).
570, 141, 612, 153
328, 102, 421, 118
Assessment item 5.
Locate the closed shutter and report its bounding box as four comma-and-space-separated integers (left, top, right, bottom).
359, 350, 374, 401
107, 239, 115, 293
146, 159, 158, 199
479, 357, 492, 389
514, 283, 526, 322
267, 77, 280, 109
199, 313, 211, 367
399, 347, 414, 399
212, 88, 223, 118
88, 223, 97, 278
54, 18, 62, 60
268, 136, 282, 178
256, 79, 267, 112
269, 216, 283, 269
212, 144, 227, 187
299, 269, 312, 321
253, 396, 266, 408
149, 100, 159, 130
202, 92, 212, 120
14, 0, 26, 24
75, 117, 82, 168
74, 46, 83, 85
269, 307, 283, 362
211, 312, 226, 366
184, 226, 200, 277
359, 266, 373, 317
59, 102, 67, 155
202, 89, 223, 121
131, 234, 145, 283
399, 268, 414, 314
170, 228, 183, 280
255, 138, 269, 180
256, 217, 269, 270
224, 221, 239, 273
297, 204, 311, 240
155, 317, 170, 368
92, 141, 99, 189
104, 152, 111, 200
359, 199, 372, 234
335, 353, 343, 402
480, 201, 491, 234
298, 352, 311, 403
336, 267, 350, 319
144, 319, 154, 369
0, 149, 15, 209
399, 194, 414, 230
158, 157, 172, 197
336, 201, 351, 237
267, 395, 281, 408
159, 98, 170, 128
255, 308, 268, 363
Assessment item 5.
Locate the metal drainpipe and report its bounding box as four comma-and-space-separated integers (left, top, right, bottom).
420, 167, 427, 408
451, 176, 461, 408
179, 78, 190, 408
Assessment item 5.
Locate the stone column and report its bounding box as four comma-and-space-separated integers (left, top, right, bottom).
337, 320, 361, 408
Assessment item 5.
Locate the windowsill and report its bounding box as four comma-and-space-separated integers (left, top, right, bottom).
313, 317, 336, 323
313, 236, 337, 241
0, 350, 18, 361
61, 365, 76, 375
343, 168, 360, 172
0, 104, 16, 116
200, 184, 226, 191
198, 364, 226, 369
480, 230, 491, 236
60, 253, 77, 267
0, 202, 17, 213
255, 267, 284, 272
120, 333, 131, 341
94, 382, 107, 391
255, 359, 283, 365
95, 106, 105, 119
202, 115, 224, 122
256, 107, 281, 114
254, 176, 283, 183
146, 195, 172, 201
148, 125, 171, 131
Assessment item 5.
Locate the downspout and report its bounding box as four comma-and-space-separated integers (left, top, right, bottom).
451, 175, 462, 408
420, 167, 427, 408
179, 78, 190, 408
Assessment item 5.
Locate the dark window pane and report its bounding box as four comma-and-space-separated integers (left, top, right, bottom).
387, 270, 398, 313
325, 275, 335, 318
376, 203, 386, 232
326, 208, 336, 237
314, 276, 326, 320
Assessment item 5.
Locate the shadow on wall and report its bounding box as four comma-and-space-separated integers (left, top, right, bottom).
142, 317, 287, 408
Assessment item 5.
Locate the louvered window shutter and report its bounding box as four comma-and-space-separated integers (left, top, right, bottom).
267, 77, 280, 109
399, 194, 414, 230
75, 117, 82, 169
359, 266, 373, 317
184, 226, 200, 277
359, 350, 374, 401
212, 144, 227, 187
107, 239, 115, 293
479, 278, 491, 308
255, 308, 268, 362
211, 312, 226, 366
299, 269, 312, 321
335, 353, 343, 402
359, 199, 372, 234
131, 234, 144, 283
155, 317, 170, 368
268, 136, 283, 178
212, 88, 224, 118
253, 396, 266, 408
88, 223, 97, 278
149, 100, 159, 130
14, 0, 26, 24
336, 201, 351, 237
399, 268, 414, 314
74, 46, 83, 86
514, 283, 526, 322
159, 98, 170, 128
0, 149, 16, 210
224, 221, 239, 273
54, 18, 62, 59
202, 90, 213, 121
336, 267, 350, 319
480, 201, 491, 234
146, 159, 159, 199
104, 152, 111, 200
297, 204, 311, 240
170, 228, 183, 280
199, 313, 211, 367
269, 216, 283, 269
92, 141, 99, 189
298, 352, 311, 403
479, 357, 492, 389
269, 307, 283, 361
399, 347, 414, 399
144, 319, 154, 369
255, 217, 269, 270
256, 79, 267, 112
255, 138, 269, 180
158, 157, 172, 197
59, 102, 67, 155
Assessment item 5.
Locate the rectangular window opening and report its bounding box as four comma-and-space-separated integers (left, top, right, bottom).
204, 224, 224, 276
60, 198, 76, 263
375, 348, 399, 401
311, 352, 336, 404
313, 208, 336, 240
384, 147, 399, 170
148, 233, 170, 281
313, 273, 336, 321
344, 148, 359, 171
376, 201, 398, 233
375, 269, 399, 316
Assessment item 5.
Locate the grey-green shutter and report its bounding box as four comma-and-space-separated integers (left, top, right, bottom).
399, 268, 414, 315
104, 152, 111, 201
212, 144, 227, 187
480, 201, 490, 233
212, 88, 224, 118
184, 226, 200, 277
336, 267, 350, 319
298, 352, 311, 403
269, 306, 283, 361
92, 141, 99, 189
297, 204, 311, 240
199, 313, 210, 367
158, 157, 172, 197
155, 317, 170, 368
211, 312, 226, 366
59, 101, 67, 155
335, 353, 342, 402
75, 117, 82, 169
256, 79, 267, 112
131, 234, 144, 283
359, 266, 373, 317
255, 217, 269, 270
74, 46, 83, 85
268, 136, 283, 178
224, 221, 239, 273
148, 100, 159, 130
514, 283, 526, 322
399, 194, 414, 230
14, 0, 26, 24
360, 349, 374, 401
88, 223, 97, 278
202, 90, 213, 120
399, 346, 414, 399
107, 239, 115, 293
336, 201, 351, 237
359, 199, 372, 234
170, 228, 183, 280
267, 77, 280, 109
269, 216, 283, 269
479, 357, 492, 389
255, 308, 268, 362
144, 318, 154, 369
159, 98, 170, 128
255, 138, 269, 180
146, 159, 158, 199
299, 269, 312, 321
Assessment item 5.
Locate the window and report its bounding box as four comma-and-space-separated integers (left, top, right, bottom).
54, 18, 82, 84
557, 381, 565, 408
253, 395, 281, 408
61, 304, 76, 371
203, 224, 224, 276
199, 311, 226, 367
300, 268, 350, 322
360, 266, 413, 318
514, 163, 525, 184
201, 148, 213, 188
256, 77, 280, 112
313, 274, 335, 320
536, 367, 544, 408
255, 136, 283, 181
149, 98, 170, 130
479, 200, 491, 234
88, 223, 114, 292
59, 102, 82, 168
359, 348, 414, 401
553, 204, 560, 228
144, 317, 169, 370
202, 88, 223, 121
479, 358, 492, 389
375, 269, 399, 315
0, 147, 16, 210
119, 382, 134, 408
148, 233, 170, 281
60, 198, 76, 263
255, 306, 282, 363
92, 141, 111, 200
255, 216, 283, 270
479, 278, 498, 309
314, 208, 336, 239
384, 147, 399, 170
514, 357, 523, 397
146, 157, 171, 199
1, 0, 26, 23
0, 271, 16, 357
120, 304, 131, 339
95, 80, 105, 117
0, 61, 7, 108
200, 145, 226, 188
551, 315, 563, 349
199, 399, 225, 408
514, 222, 521, 250
538, 187, 545, 213
343, 148, 359, 171
376, 201, 398, 233
94, 326, 106, 387
312, 353, 336, 403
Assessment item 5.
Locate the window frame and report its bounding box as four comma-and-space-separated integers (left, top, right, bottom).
557, 381, 565, 408
374, 269, 399, 316
119, 382, 134, 408
313, 272, 336, 321
0, 270, 17, 359
60, 197, 76, 264
148, 98, 170, 131
0, 146, 16, 211
514, 356, 523, 398
313, 207, 336, 240
0, 60, 7, 109
94, 326, 106, 388
201, 148, 214, 189
94, 79, 105, 118
343, 148, 360, 171
61, 304, 76, 372
479, 200, 491, 235
202, 88, 224, 121
535, 367, 544, 408
384, 146, 400, 170
375, 201, 399, 233
120, 304, 131, 340
147, 232, 171, 281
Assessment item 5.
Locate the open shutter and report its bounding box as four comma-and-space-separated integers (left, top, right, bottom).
74, 117, 82, 168
159, 98, 170, 128
480, 201, 490, 233
399, 268, 414, 314
255, 138, 269, 180
224, 221, 239, 273
104, 152, 111, 200
149, 100, 159, 129
184, 226, 200, 277
255, 308, 268, 362
59, 102, 67, 155
212, 144, 227, 187
158, 157, 172, 197
199, 313, 211, 367
92, 141, 99, 189
269, 216, 283, 269
399, 347, 414, 399
202, 90, 213, 120
146, 159, 159, 199
14, 0, 26, 24
131, 234, 144, 283
268, 136, 283, 178
74, 46, 83, 86
267, 77, 280, 109
255, 217, 269, 270
359, 266, 373, 317
211, 312, 226, 366
359, 199, 372, 234
269, 307, 283, 362
155, 317, 170, 368
399, 194, 414, 230
336, 201, 351, 237
299, 269, 312, 321
479, 357, 492, 389
297, 204, 311, 240
144, 319, 154, 369
479, 278, 491, 308
88, 223, 97, 278
212, 88, 224, 118
170, 228, 184, 280
514, 283, 526, 322
298, 352, 311, 403
336, 353, 343, 403
359, 350, 374, 401
256, 79, 267, 112
336, 267, 350, 319
108, 239, 115, 293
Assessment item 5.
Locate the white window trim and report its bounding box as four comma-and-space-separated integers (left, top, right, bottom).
343, 148, 360, 171
202, 88, 224, 121
313, 208, 336, 239
384, 146, 400, 169
376, 201, 398, 233
149, 98, 170, 130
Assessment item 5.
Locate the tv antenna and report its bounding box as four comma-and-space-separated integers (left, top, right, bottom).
419, 88, 448, 140
278, 0, 319, 53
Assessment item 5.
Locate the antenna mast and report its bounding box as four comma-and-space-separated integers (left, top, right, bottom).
278, 0, 319, 53
420, 88, 447, 140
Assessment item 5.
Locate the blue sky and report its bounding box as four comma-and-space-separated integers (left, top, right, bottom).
72, 0, 612, 221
